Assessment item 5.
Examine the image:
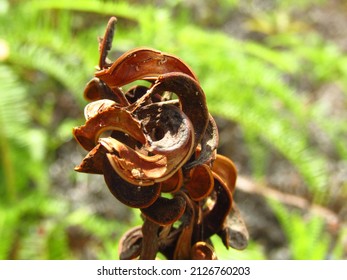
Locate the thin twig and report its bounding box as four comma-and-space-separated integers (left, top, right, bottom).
236, 175, 340, 230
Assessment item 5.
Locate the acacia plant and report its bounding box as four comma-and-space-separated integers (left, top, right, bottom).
73, 17, 248, 260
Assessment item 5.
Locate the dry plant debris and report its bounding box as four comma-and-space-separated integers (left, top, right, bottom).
73, 17, 248, 260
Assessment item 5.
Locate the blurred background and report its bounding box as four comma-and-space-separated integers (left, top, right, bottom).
0, 0, 346, 260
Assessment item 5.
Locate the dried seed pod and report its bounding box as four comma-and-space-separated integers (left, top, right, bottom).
218, 204, 249, 250
95, 48, 198, 88
74, 142, 107, 174
141, 73, 209, 150
201, 178, 233, 240
173, 192, 197, 260
118, 226, 143, 260
184, 113, 219, 170
73, 102, 145, 151
185, 164, 214, 201
73, 16, 247, 260
103, 155, 161, 208
191, 241, 217, 260
211, 154, 237, 192
141, 195, 186, 226
84, 78, 129, 106
98, 16, 117, 70
160, 169, 183, 193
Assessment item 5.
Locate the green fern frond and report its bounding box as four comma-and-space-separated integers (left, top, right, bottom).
0, 65, 31, 200
269, 200, 331, 259
0, 65, 29, 141
8, 44, 86, 101
2, 5, 95, 101
270, 33, 347, 160
0, 208, 18, 259
28, 0, 148, 22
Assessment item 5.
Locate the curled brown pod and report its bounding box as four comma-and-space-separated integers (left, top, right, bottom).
95, 48, 199, 87
73, 16, 247, 260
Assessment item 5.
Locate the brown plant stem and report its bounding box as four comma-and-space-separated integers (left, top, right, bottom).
140, 218, 161, 260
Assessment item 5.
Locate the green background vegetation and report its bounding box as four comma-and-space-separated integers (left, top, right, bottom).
0, 0, 346, 259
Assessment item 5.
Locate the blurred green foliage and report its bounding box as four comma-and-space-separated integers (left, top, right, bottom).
0, 0, 346, 259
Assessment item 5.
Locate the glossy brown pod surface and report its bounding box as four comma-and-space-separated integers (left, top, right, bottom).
73, 16, 247, 259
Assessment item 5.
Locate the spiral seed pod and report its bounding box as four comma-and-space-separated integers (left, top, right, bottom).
73, 16, 248, 260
